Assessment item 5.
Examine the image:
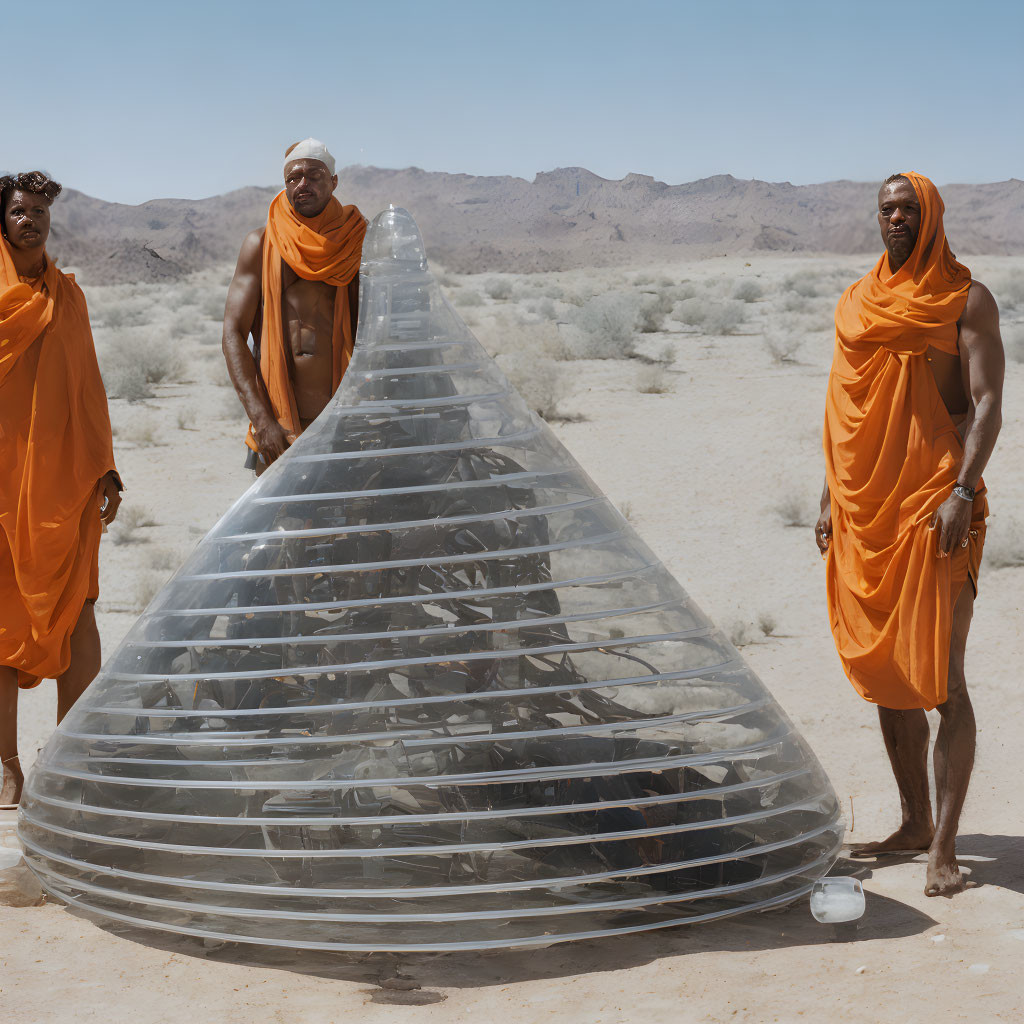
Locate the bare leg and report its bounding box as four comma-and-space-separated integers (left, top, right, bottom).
850, 705, 934, 856
926, 583, 977, 897
1, 666, 23, 806
56, 601, 101, 723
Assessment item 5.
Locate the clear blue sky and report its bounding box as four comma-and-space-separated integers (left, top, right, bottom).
7, 0, 1021, 204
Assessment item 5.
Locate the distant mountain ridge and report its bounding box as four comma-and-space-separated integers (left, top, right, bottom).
47, 166, 1024, 283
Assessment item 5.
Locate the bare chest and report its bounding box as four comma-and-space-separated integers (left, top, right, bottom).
926, 342, 970, 422
281, 263, 336, 357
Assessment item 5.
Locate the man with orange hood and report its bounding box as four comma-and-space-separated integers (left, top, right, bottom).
223, 139, 366, 473
815, 173, 1004, 897
0, 171, 122, 806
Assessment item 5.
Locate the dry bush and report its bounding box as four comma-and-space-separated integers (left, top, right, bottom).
983, 518, 1024, 569
102, 361, 151, 402
451, 288, 484, 308
176, 405, 198, 430
783, 270, 828, 298
676, 297, 747, 335
133, 571, 166, 611
497, 352, 569, 420
528, 297, 558, 321
620, 501, 635, 523
775, 495, 815, 528
220, 390, 248, 421
635, 364, 673, 394
566, 292, 641, 359
728, 620, 755, 647
100, 334, 184, 400
987, 273, 1024, 313
758, 613, 777, 637
110, 504, 156, 545
475, 316, 567, 361
1003, 324, 1024, 363
636, 291, 674, 333
201, 290, 229, 320
207, 360, 233, 387
763, 330, 803, 364
121, 414, 159, 447
484, 278, 514, 301
146, 547, 178, 572
733, 280, 763, 303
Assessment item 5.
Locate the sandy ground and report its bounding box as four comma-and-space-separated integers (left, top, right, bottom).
2, 254, 1023, 1023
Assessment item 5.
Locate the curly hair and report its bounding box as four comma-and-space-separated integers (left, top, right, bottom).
0, 171, 62, 230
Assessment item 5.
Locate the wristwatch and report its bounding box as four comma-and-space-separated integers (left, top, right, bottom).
952, 483, 975, 502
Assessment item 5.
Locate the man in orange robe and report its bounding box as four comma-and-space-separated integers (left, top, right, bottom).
222, 139, 366, 474
0, 172, 123, 806
816, 172, 1004, 896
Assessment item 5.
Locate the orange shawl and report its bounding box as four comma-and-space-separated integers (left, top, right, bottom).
246, 192, 365, 450
824, 172, 973, 710
0, 238, 117, 687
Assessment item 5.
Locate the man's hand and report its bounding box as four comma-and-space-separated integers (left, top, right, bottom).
929, 492, 972, 557
252, 417, 292, 464
98, 472, 122, 525
814, 504, 832, 556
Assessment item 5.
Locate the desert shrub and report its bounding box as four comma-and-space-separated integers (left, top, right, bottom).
133, 571, 166, 611
101, 334, 184, 397
531, 297, 557, 320
783, 270, 827, 298
102, 360, 152, 402
733, 280, 763, 303
484, 278, 514, 301
632, 273, 654, 286
220, 390, 248, 421
775, 495, 814, 528
758, 613, 777, 637
497, 353, 569, 420
763, 330, 803, 364
451, 288, 484, 308
1003, 324, 1024, 363
983, 518, 1024, 569
728, 620, 755, 647
176, 405, 197, 430
94, 299, 152, 330
673, 296, 708, 327
110, 505, 156, 545
121, 415, 158, 447
706, 300, 747, 335
146, 547, 178, 572
201, 291, 228, 320
540, 283, 566, 301
565, 292, 641, 359
635, 364, 673, 394
636, 291, 673, 333
987, 273, 1024, 313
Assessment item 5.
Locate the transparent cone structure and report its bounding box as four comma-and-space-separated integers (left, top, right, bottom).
19, 208, 843, 952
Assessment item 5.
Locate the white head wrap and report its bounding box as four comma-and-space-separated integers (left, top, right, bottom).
283, 138, 336, 176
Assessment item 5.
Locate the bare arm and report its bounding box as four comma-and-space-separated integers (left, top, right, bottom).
956, 281, 1004, 488
930, 281, 1004, 555
222, 229, 290, 462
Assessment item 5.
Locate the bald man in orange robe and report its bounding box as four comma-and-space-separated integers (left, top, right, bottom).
222, 139, 366, 474
0, 172, 123, 807
816, 173, 1004, 897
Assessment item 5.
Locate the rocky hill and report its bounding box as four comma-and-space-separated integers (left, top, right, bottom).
47, 167, 1024, 283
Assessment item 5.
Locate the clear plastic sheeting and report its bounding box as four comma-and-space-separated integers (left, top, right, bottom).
19, 207, 843, 952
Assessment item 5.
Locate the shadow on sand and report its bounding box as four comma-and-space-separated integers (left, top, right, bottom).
46, 849, 961, 1004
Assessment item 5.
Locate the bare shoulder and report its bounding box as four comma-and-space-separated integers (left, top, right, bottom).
961, 280, 999, 330
235, 227, 265, 274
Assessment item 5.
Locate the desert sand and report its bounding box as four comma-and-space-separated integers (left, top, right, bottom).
2, 252, 1022, 1023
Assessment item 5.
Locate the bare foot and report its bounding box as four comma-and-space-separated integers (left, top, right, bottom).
849, 823, 934, 857
925, 847, 975, 897
0, 761, 24, 808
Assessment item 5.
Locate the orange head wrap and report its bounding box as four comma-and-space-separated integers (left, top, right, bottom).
824, 172, 977, 710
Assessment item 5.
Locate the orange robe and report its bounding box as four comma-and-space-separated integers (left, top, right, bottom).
824, 172, 978, 711
0, 239, 117, 688
245, 193, 366, 451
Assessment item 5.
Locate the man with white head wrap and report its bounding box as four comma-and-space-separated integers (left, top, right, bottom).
222, 139, 366, 473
